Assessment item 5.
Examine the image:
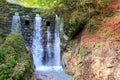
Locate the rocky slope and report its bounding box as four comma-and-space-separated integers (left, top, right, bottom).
62, 0, 120, 80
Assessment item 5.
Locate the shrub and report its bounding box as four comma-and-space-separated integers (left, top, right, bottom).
88, 24, 98, 34
0, 48, 9, 63
98, 0, 109, 7
79, 47, 86, 56
64, 12, 88, 39
0, 33, 32, 80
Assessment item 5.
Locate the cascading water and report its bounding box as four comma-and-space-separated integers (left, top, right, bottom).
54, 15, 61, 66
31, 15, 44, 71
46, 26, 53, 66
32, 14, 71, 80
32, 15, 62, 71
11, 12, 21, 33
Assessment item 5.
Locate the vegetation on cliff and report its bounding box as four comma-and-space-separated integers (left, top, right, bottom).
0, 0, 120, 80
0, 33, 32, 80
54, 0, 113, 39
60, 0, 120, 80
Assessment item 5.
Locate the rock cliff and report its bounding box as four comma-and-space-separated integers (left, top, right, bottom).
62, 0, 120, 80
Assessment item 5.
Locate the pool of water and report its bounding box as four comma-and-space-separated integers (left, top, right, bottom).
35, 66, 71, 80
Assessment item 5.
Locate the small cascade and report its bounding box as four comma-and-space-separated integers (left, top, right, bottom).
11, 12, 21, 33
54, 15, 61, 66
31, 14, 44, 70
10, 12, 71, 79
46, 26, 53, 65
32, 14, 62, 71
31, 14, 71, 80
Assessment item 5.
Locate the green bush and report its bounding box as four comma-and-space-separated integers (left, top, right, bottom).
0, 0, 6, 3
0, 33, 32, 80
88, 24, 98, 34
64, 12, 88, 39
69, 13, 77, 25
0, 32, 6, 45
98, 0, 109, 7
45, 0, 111, 39
0, 48, 9, 63
79, 47, 86, 56
1, 33, 27, 54
0, 48, 17, 80
60, 0, 76, 9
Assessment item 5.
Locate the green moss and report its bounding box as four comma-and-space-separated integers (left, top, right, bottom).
0, 48, 9, 63
79, 47, 86, 56
69, 12, 77, 25
51, 0, 112, 39
100, 28, 111, 37
92, 43, 104, 49
0, 37, 2, 44
98, 0, 109, 8
64, 12, 88, 39
88, 24, 98, 34
0, 32, 6, 45
0, 33, 32, 80
102, 17, 108, 23
1, 33, 27, 54
0, 48, 17, 80
113, 35, 119, 41
0, 0, 6, 4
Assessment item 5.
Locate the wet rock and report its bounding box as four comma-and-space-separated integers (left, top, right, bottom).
62, 50, 84, 80
62, 52, 73, 75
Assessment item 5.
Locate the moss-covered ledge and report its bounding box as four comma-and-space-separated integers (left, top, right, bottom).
0, 33, 32, 80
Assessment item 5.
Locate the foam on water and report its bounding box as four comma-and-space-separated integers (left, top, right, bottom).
35, 66, 63, 71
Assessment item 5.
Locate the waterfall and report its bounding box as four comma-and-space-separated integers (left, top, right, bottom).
32, 14, 62, 71
31, 15, 71, 80
31, 15, 44, 71
11, 12, 21, 33
54, 15, 61, 66
46, 26, 53, 66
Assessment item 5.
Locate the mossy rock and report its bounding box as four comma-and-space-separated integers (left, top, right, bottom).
0, 37, 2, 44
0, 32, 6, 45
79, 47, 87, 56
1, 33, 27, 53
64, 12, 88, 39
0, 33, 32, 80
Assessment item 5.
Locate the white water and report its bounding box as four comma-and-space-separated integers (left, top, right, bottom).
11, 14, 21, 33
32, 15, 62, 71
54, 15, 61, 66
31, 15, 71, 80
32, 16, 44, 70
46, 26, 53, 66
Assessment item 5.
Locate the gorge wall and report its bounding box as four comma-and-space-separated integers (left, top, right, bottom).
61, 0, 120, 80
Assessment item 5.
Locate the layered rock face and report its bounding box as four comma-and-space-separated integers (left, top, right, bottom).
63, 43, 120, 80
62, 0, 120, 80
